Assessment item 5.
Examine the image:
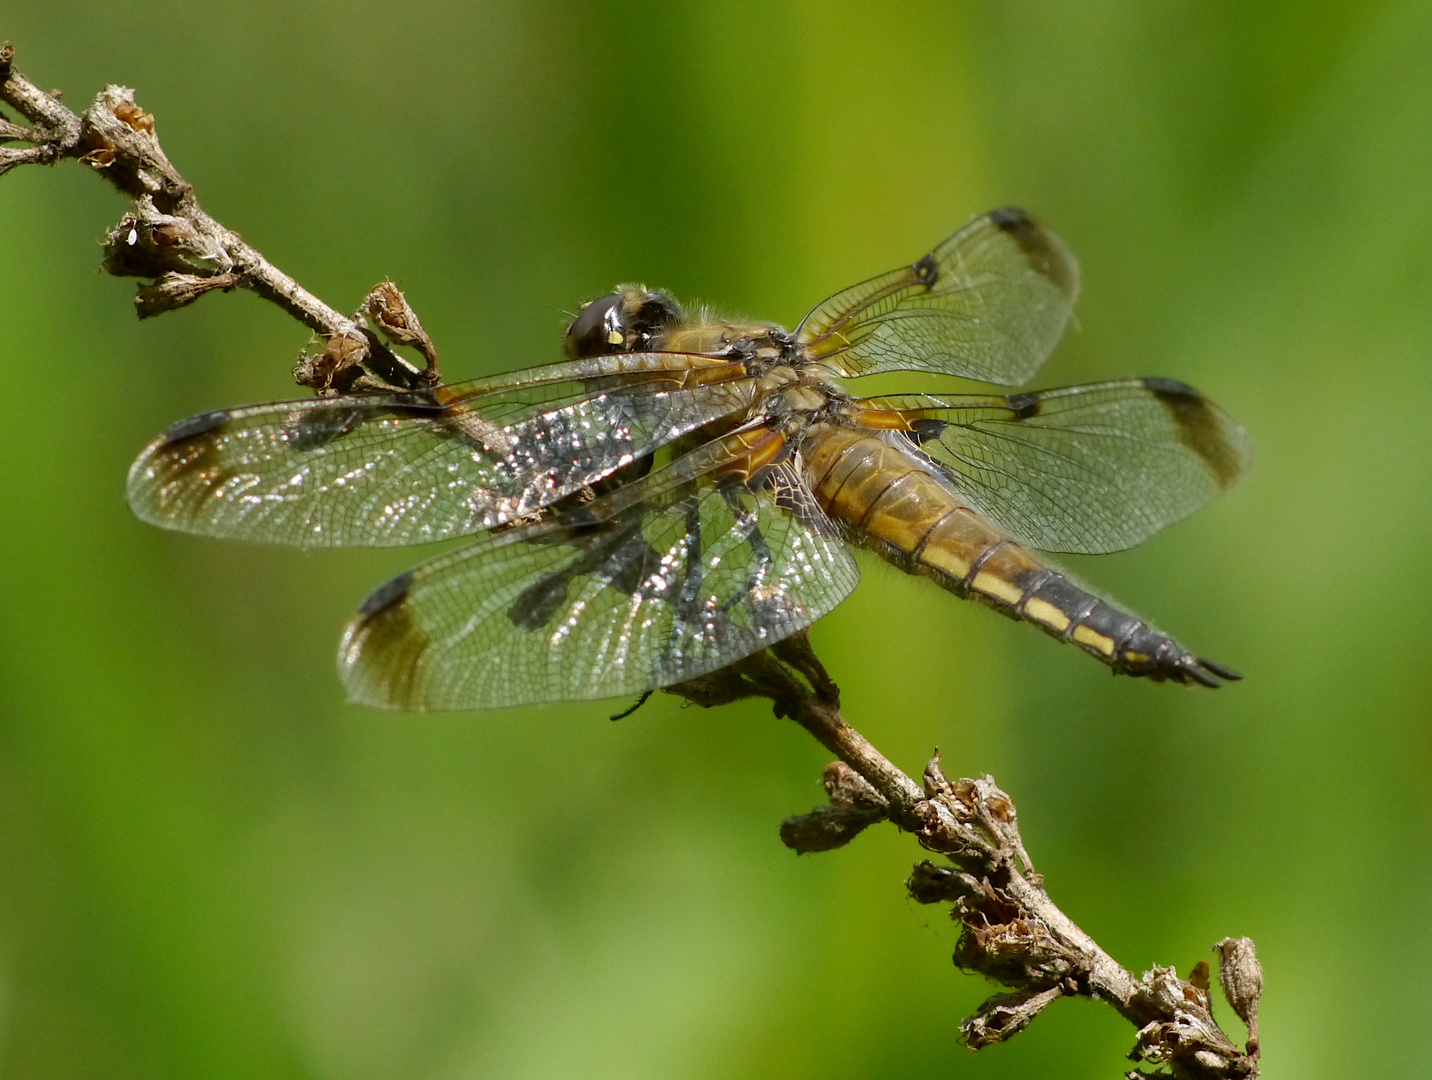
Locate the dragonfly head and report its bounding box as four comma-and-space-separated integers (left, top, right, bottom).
565, 285, 682, 358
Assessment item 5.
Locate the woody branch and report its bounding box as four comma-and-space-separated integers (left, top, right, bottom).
2, 43, 1263, 1080
665, 636, 1261, 1079
0, 42, 435, 396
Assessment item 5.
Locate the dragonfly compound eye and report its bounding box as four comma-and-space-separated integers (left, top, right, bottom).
565, 293, 627, 358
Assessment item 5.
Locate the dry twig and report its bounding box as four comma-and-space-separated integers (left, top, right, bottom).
0, 43, 432, 395
2, 42, 1263, 1078
666, 635, 1261, 1077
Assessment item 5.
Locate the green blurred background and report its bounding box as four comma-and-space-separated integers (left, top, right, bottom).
2, 2, 1429, 1076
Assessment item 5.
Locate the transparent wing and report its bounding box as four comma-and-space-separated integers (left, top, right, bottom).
338, 434, 860, 710
796, 207, 1079, 384
866, 378, 1250, 554
127, 353, 754, 548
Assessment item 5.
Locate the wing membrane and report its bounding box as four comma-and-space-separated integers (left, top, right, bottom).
868, 378, 1250, 554
127, 353, 754, 548
797, 207, 1079, 384
338, 434, 859, 710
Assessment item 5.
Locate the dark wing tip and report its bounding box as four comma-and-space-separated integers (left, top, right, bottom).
128, 411, 234, 526
983, 206, 1080, 301
988, 206, 1032, 229
340, 570, 429, 711
157, 408, 233, 448
1141, 376, 1199, 399
356, 570, 414, 619
1143, 377, 1252, 488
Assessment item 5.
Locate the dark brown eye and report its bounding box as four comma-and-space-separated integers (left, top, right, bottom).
565, 293, 626, 359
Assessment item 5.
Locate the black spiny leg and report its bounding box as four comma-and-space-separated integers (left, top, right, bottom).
609, 690, 654, 721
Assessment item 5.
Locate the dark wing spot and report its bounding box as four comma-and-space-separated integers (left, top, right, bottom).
1144, 378, 1247, 487
911, 253, 939, 289
506, 522, 662, 632
508, 571, 575, 631
988, 206, 1078, 297
358, 570, 414, 620
906, 418, 950, 445
1143, 376, 1198, 397
290, 406, 369, 452
988, 206, 1031, 229
1004, 392, 1042, 419
158, 408, 231, 447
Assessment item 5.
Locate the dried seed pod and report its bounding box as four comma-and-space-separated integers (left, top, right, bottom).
102, 205, 233, 277
1214, 936, 1263, 1034
779, 804, 885, 853
134, 271, 240, 318
361, 280, 439, 374
294, 326, 371, 393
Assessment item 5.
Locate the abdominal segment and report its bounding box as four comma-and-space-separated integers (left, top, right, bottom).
802, 426, 1235, 686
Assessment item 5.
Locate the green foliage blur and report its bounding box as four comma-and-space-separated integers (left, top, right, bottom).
2, 2, 1429, 1076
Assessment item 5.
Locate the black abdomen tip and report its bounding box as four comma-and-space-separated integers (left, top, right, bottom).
1194, 657, 1243, 682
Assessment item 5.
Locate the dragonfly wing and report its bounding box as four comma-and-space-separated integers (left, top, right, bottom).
866, 378, 1250, 554
127, 353, 754, 548
797, 207, 1079, 384
338, 435, 859, 710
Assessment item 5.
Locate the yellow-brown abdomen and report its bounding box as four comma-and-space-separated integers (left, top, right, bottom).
804, 425, 1031, 596
801, 424, 1237, 686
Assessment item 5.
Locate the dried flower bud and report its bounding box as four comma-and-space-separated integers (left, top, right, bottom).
361, 280, 439, 374
363, 281, 419, 336
102, 206, 233, 278
961, 986, 1064, 1049
779, 805, 884, 853
906, 860, 971, 904
922, 751, 952, 797
1214, 937, 1262, 1031
134, 272, 240, 319
1188, 959, 1211, 992
81, 145, 117, 169
326, 326, 369, 369
294, 326, 371, 393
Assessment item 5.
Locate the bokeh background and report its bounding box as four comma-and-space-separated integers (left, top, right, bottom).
2, 2, 1429, 1077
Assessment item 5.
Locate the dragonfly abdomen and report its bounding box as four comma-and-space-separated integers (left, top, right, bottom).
803, 426, 1237, 686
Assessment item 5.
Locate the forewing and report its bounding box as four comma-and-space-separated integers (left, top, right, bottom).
797, 207, 1079, 384
338, 439, 859, 710
871, 378, 1250, 554
127, 353, 754, 548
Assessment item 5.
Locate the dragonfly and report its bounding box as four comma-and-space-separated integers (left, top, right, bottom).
127, 208, 1250, 711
